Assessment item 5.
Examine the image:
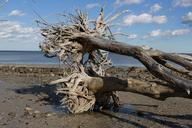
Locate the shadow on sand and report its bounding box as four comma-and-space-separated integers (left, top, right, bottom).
13, 84, 192, 128
100, 105, 192, 128
13, 84, 64, 110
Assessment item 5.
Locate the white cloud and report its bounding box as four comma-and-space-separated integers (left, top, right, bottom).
0, 21, 39, 40
150, 3, 162, 13
128, 34, 137, 39
173, 0, 192, 7
115, 0, 143, 5
0, 31, 11, 39
149, 29, 161, 37
9, 10, 25, 16
182, 12, 192, 25
123, 13, 167, 25
145, 28, 191, 38
171, 29, 191, 36
86, 3, 100, 9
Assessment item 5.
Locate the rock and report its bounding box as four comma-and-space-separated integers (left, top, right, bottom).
25, 107, 33, 111
34, 110, 40, 114
46, 113, 53, 117
24, 107, 33, 115
8, 112, 16, 118
45, 112, 56, 117
50, 73, 55, 77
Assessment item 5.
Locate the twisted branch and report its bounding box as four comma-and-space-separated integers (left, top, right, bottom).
39, 8, 192, 113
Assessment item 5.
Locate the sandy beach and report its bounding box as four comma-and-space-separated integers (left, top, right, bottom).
0, 64, 192, 128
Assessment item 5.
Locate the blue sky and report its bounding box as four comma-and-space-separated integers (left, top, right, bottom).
0, 0, 192, 52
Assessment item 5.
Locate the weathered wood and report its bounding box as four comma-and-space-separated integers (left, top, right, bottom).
87, 76, 175, 98
153, 57, 192, 78
39, 9, 192, 113
76, 35, 192, 91
161, 53, 192, 70
141, 47, 192, 70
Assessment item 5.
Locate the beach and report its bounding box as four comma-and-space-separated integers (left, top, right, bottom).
0, 64, 192, 128
1, 0, 192, 127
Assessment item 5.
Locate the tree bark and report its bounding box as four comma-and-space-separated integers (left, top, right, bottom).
39, 9, 192, 113
87, 76, 176, 99
76, 35, 192, 92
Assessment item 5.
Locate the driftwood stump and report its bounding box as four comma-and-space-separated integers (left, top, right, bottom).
38, 9, 192, 113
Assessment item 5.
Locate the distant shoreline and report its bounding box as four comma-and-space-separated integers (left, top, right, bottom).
0, 50, 191, 54
0, 64, 144, 78
0, 51, 191, 66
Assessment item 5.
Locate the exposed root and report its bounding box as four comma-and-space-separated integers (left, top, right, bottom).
40, 8, 192, 114
39, 8, 120, 113
52, 73, 96, 113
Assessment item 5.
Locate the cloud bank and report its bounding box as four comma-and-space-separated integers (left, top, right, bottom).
9, 10, 25, 16
182, 12, 192, 25
173, 0, 192, 7
115, 0, 143, 5
0, 21, 39, 40
145, 28, 191, 38
123, 13, 167, 25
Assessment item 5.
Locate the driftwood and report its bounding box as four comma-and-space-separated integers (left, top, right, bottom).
75, 35, 192, 91
39, 9, 192, 113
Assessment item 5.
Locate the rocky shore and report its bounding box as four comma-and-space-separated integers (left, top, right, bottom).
0, 64, 192, 128
0, 64, 63, 76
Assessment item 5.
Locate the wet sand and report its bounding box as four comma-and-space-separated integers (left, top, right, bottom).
0, 65, 192, 128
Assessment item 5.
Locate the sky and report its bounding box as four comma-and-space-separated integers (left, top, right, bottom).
0, 0, 192, 52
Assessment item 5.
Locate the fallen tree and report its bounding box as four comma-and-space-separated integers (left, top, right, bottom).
38, 9, 192, 113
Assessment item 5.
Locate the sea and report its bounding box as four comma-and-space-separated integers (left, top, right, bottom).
0, 51, 143, 67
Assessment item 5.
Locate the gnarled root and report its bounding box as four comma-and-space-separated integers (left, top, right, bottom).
50, 72, 181, 113
51, 73, 96, 113
50, 73, 121, 113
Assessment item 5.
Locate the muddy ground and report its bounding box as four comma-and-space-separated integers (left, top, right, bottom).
0, 65, 192, 128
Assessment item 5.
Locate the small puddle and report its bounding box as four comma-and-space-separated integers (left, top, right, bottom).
118, 104, 137, 115
49, 103, 185, 128
52, 105, 69, 115
50, 102, 162, 121
117, 104, 184, 127
51, 103, 141, 116
118, 103, 156, 118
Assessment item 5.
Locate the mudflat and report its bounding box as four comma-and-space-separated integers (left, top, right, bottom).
0, 64, 192, 128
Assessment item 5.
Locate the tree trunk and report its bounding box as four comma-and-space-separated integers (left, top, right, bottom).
39, 9, 192, 113
76, 35, 192, 92
87, 76, 176, 98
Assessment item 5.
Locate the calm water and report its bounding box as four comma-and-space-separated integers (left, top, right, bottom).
0, 51, 143, 67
